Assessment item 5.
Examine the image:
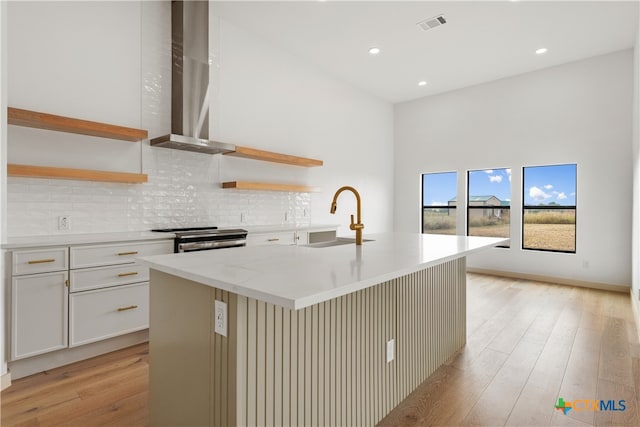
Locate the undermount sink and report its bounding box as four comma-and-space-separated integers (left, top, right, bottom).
304, 237, 374, 248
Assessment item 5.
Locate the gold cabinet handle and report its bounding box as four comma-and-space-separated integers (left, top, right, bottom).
27, 258, 55, 264
65, 279, 69, 287
117, 272, 139, 277
117, 251, 138, 256
267, 238, 280, 242
117, 305, 138, 312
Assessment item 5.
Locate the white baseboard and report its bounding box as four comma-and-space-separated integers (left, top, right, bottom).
8, 330, 148, 380
1, 372, 11, 391
467, 267, 629, 293
632, 288, 640, 343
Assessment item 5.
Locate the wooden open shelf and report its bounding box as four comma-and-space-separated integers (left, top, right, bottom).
224, 145, 323, 167
8, 164, 148, 184
8, 107, 148, 142
222, 181, 319, 193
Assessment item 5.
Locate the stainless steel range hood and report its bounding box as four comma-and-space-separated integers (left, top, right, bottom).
150, 0, 235, 155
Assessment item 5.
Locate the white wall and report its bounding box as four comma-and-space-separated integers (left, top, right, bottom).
395, 50, 634, 287
1, 0, 8, 382
632, 9, 640, 324
214, 18, 394, 235
5, 1, 394, 237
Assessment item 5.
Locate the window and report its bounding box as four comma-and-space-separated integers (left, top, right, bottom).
522, 164, 576, 253
422, 172, 457, 235
467, 168, 511, 246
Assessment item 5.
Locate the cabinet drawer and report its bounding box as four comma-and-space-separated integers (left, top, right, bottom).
12, 247, 68, 276
246, 232, 296, 246
70, 263, 149, 292
69, 283, 149, 347
70, 240, 173, 269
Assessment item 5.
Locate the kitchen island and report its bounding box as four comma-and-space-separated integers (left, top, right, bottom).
139, 232, 507, 427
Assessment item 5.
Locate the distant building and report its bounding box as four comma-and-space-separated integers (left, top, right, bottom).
449, 195, 509, 218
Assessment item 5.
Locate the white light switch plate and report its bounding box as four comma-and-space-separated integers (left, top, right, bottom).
214, 300, 227, 337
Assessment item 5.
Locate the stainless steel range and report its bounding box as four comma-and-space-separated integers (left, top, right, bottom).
152, 227, 248, 253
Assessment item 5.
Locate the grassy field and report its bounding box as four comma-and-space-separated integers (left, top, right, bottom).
423, 208, 575, 251
523, 224, 575, 252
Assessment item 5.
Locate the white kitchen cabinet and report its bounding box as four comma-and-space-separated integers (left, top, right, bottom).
8, 238, 172, 363
69, 283, 149, 347
11, 270, 69, 360
69, 262, 149, 292
12, 246, 68, 275
245, 227, 338, 247
69, 240, 171, 346
246, 231, 297, 246
70, 240, 172, 269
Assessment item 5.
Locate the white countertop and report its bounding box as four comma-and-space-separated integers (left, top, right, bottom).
1, 231, 176, 249
1, 224, 339, 249
139, 232, 508, 310
233, 224, 338, 233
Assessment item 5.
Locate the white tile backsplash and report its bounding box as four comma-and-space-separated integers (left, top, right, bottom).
7, 155, 311, 236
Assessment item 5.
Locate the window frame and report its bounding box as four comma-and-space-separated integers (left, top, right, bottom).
521, 163, 577, 254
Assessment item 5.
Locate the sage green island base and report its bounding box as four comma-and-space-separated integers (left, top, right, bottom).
148, 257, 467, 427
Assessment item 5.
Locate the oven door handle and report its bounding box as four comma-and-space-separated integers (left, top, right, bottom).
178, 239, 246, 252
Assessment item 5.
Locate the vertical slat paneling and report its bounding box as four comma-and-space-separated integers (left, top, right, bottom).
298, 308, 305, 426
256, 301, 266, 426
219, 258, 465, 427
265, 303, 275, 426
274, 306, 283, 427
282, 306, 290, 427
246, 298, 257, 426
323, 301, 331, 426
290, 309, 298, 426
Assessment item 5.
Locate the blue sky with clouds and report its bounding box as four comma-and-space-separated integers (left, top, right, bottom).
422, 172, 457, 206
468, 168, 511, 202
423, 164, 576, 207
523, 164, 576, 206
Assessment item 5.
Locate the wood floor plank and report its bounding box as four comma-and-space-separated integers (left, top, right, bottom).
594, 379, 639, 426
460, 338, 546, 426
505, 297, 581, 426
598, 316, 634, 387
557, 327, 602, 425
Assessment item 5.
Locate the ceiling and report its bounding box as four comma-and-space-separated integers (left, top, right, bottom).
214, 1, 639, 104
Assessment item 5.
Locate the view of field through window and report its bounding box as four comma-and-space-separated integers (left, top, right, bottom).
523, 164, 577, 252
467, 168, 511, 246
422, 172, 457, 235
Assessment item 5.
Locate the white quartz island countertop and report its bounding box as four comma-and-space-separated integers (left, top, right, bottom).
139, 232, 508, 310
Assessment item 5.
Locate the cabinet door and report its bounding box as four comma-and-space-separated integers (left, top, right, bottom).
11, 271, 68, 360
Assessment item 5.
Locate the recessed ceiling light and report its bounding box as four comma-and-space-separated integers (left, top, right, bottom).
535, 48, 548, 55
368, 47, 381, 56
418, 81, 427, 87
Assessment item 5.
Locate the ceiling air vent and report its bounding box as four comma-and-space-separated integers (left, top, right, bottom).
417, 14, 447, 32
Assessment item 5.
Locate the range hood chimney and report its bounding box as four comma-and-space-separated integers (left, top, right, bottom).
150, 0, 235, 154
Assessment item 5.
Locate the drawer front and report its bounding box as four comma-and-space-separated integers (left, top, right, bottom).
70, 240, 173, 269
70, 263, 149, 292
69, 283, 149, 347
12, 247, 69, 275
246, 232, 296, 246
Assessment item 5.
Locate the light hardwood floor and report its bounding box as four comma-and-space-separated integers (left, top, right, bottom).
2, 273, 639, 427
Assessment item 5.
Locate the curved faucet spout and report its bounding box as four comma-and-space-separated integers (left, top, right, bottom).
330, 186, 364, 245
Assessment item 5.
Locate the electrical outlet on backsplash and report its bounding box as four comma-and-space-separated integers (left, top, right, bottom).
6, 176, 312, 237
